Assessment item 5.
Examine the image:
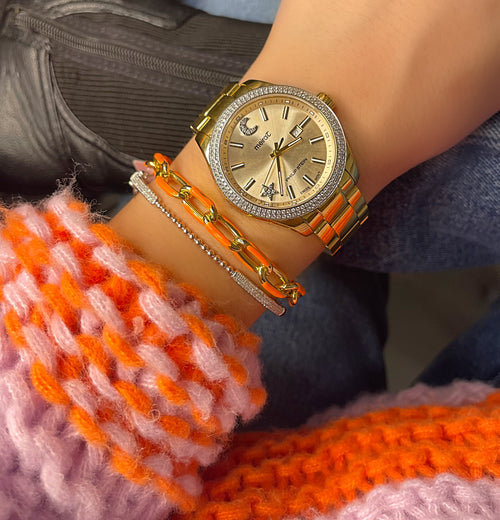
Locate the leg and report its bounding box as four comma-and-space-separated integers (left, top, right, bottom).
250, 258, 388, 429
417, 296, 500, 386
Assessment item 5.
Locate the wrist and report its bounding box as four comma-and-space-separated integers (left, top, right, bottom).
170, 138, 324, 279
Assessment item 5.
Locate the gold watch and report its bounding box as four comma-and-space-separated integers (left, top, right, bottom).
191, 80, 368, 254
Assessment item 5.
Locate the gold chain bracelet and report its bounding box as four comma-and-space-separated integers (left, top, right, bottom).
147, 153, 305, 306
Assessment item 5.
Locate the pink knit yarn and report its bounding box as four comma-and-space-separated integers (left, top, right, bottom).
293, 473, 500, 520
0, 191, 264, 519
306, 380, 495, 427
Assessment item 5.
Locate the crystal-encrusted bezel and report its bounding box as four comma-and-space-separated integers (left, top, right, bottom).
208, 85, 347, 221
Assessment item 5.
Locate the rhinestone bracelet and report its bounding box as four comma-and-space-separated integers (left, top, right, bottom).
129, 170, 285, 316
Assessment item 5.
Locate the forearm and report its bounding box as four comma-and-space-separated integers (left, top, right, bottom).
254, 0, 500, 199
110, 0, 500, 325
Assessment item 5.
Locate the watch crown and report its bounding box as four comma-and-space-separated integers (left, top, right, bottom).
317, 92, 335, 109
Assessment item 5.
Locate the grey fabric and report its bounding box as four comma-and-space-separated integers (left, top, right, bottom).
0, 0, 270, 198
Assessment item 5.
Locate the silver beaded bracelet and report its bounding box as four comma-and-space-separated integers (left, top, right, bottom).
129, 170, 285, 316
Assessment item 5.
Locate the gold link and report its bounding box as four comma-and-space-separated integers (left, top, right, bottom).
299, 167, 368, 255
178, 185, 192, 201
230, 236, 251, 252
192, 115, 211, 133
202, 206, 218, 224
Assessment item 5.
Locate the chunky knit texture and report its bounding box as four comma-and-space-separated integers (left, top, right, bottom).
1, 192, 499, 520
184, 381, 500, 520
0, 191, 265, 519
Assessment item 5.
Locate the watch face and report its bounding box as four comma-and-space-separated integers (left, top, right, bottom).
209, 85, 347, 220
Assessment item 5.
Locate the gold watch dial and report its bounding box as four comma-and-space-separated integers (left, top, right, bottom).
209, 85, 347, 220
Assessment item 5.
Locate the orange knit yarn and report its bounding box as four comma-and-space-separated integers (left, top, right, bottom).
177, 394, 500, 520
182, 313, 216, 349
30, 361, 71, 406
103, 324, 144, 368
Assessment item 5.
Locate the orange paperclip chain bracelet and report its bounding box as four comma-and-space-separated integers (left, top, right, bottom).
147, 153, 305, 306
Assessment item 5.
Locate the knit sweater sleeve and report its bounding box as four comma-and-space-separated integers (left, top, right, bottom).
3, 192, 500, 520
0, 191, 265, 520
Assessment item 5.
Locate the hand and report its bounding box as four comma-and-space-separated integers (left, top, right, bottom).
271, 137, 298, 196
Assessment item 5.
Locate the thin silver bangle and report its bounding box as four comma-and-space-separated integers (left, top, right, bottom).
129, 170, 285, 316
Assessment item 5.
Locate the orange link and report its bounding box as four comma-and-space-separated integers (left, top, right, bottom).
260, 281, 287, 300
156, 174, 179, 198
154, 152, 172, 165
181, 184, 214, 217
322, 193, 344, 222
30, 360, 71, 406
243, 243, 271, 269
333, 206, 355, 235
205, 222, 232, 248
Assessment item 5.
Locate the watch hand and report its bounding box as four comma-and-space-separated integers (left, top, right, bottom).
262, 155, 277, 190
278, 137, 302, 155
277, 154, 284, 196
263, 138, 285, 191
